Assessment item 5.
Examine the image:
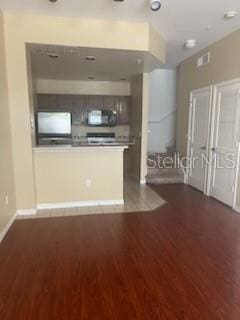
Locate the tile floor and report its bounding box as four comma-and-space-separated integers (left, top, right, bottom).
18, 180, 166, 220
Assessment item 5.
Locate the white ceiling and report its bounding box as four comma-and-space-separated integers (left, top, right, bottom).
30, 44, 162, 81
1, 0, 240, 66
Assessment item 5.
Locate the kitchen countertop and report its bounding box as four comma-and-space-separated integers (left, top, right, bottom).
35, 139, 135, 147
33, 143, 131, 153
33, 138, 135, 153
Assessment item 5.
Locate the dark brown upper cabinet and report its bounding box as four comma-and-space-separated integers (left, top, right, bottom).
37, 94, 130, 126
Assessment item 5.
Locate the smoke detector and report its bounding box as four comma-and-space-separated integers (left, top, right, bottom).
185, 40, 197, 49
224, 11, 238, 19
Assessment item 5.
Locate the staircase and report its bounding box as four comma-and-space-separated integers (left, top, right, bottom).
146, 146, 184, 185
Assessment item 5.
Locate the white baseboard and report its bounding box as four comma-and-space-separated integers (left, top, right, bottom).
177, 158, 188, 184
37, 199, 124, 210
184, 173, 188, 184
234, 205, 240, 214
0, 212, 17, 243
17, 209, 37, 216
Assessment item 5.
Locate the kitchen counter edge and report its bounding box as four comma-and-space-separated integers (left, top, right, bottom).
33, 145, 129, 153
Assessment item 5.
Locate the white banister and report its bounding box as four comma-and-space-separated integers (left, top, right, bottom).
148, 108, 177, 124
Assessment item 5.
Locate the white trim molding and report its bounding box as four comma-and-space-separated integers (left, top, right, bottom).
17, 209, 37, 216
233, 143, 240, 210
180, 163, 188, 184
0, 212, 17, 243
186, 85, 214, 194
234, 205, 240, 214
37, 199, 124, 210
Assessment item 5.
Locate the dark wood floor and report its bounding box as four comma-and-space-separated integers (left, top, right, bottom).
1, 184, 240, 320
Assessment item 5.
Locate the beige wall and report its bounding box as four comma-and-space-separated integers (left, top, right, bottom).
0, 11, 16, 236
177, 29, 240, 208
148, 25, 166, 63
36, 79, 131, 96
4, 13, 162, 53
34, 149, 124, 205
3, 12, 165, 210
177, 29, 240, 157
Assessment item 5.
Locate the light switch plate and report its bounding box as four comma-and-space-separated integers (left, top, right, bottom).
86, 179, 92, 188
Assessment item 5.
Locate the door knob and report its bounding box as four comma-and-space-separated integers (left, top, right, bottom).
200, 146, 206, 150
211, 147, 216, 152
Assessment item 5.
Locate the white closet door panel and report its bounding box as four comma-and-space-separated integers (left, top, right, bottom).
210, 82, 240, 206
188, 87, 212, 192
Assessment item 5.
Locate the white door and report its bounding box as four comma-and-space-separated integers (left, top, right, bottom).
188, 87, 212, 192
210, 82, 240, 206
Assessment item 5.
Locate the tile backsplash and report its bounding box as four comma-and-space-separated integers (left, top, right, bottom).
72, 124, 130, 140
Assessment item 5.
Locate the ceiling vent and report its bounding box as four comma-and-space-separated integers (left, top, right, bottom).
31, 45, 83, 56
197, 52, 210, 68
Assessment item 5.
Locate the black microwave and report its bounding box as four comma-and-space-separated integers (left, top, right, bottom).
87, 109, 117, 127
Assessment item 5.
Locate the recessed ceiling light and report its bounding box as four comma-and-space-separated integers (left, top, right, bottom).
48, 53, 59, 58
150, 0, 161, 11
88, 76, 95, 80
185, 40, 197, 49
85, 56, 96, 61
224, 11, 238, 19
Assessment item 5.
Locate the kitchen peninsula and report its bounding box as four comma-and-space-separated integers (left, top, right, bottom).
33, 92, 134, 210
33, 144, 129, 209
